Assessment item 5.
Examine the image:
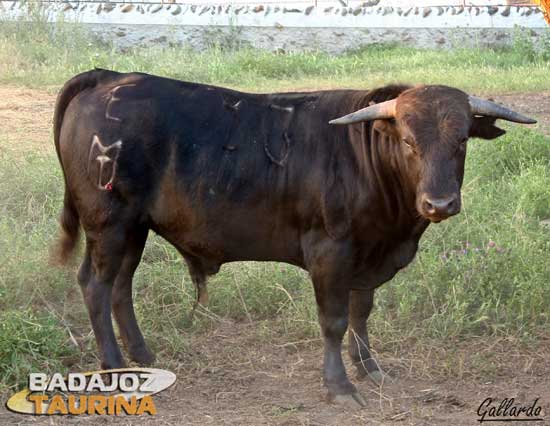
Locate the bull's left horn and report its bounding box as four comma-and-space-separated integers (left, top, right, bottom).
329, 99, 397, 125
469, 96, 537, 124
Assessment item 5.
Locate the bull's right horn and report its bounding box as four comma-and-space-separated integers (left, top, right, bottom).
329, 99, 397, 125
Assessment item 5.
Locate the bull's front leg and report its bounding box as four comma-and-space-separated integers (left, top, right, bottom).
310, 272, 367, 408
348, 289, 389, 385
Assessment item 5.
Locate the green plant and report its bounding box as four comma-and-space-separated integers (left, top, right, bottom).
0, 309, 78, 393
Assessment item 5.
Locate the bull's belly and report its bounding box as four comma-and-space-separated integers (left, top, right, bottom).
149, 207, 304, 267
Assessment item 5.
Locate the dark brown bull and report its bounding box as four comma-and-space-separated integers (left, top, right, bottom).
52, 69, 535, 407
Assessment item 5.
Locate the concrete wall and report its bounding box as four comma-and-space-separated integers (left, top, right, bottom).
0, 1, 547, 52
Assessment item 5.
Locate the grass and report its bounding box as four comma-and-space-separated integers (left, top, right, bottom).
0, 18, 550, 93
1, 17, 550, 394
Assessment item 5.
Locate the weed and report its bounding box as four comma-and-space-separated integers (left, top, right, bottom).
0, 309, 78, 393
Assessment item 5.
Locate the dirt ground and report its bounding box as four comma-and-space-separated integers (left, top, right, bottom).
2, 320, 550, 425
1, 85, 549, 425
495, 91, 550, 137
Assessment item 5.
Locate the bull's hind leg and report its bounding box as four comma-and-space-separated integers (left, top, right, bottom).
77, 240, 93, 291
348, 289, 389, 385
183, 255, 209, 320
79, 229, 127, 369
111, 226, 155, 365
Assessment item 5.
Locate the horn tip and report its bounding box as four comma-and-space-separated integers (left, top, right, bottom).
513, 116, 537, 124
329, 118, 348, 125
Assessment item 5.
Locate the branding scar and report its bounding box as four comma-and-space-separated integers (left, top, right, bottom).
88, 135, 122, 191
105, 84, 136, 122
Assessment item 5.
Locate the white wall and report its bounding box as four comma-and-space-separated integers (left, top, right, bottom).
0, 0, 547, 52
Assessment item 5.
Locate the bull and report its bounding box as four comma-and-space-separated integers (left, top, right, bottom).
52, 69, 535, 407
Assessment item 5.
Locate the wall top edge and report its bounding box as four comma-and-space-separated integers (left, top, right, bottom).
0, 0, 547, 28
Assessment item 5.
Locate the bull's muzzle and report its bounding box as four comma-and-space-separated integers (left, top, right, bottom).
420, 194, 461, 222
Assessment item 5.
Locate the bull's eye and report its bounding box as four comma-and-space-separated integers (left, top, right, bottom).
402, 138, 414, 149
402, 138, 417, 154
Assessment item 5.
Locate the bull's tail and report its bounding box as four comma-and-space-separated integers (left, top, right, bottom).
51, 69, 108, 265
52, 190, 81, 266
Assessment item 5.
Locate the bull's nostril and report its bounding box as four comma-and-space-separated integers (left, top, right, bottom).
423, 199, 435, 213
422, 195, 459, 217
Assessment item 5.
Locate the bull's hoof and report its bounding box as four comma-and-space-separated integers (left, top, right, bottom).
354, 360, 392, 385
129, 346, 155, 366
365, 369, 392, 386
329, 392, 367, 409
101, 358, 126, 371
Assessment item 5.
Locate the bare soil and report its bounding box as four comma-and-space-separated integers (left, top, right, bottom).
121, 323, 550, 426
1, 85, 549, 425
494, 91, 550, 137
2, 320, 550, 425
0, 86, 54, 156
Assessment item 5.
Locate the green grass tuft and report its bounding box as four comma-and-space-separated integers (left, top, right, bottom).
0, 17, 549, 93
0, 309, 78, 393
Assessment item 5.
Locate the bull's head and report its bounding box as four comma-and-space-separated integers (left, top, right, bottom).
329, 86, 536, 223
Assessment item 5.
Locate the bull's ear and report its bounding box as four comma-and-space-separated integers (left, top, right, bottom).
469, 116, 506, 140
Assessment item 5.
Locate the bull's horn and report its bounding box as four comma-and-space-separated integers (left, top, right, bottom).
469, 96, 537, 124
329, 99, 397, 125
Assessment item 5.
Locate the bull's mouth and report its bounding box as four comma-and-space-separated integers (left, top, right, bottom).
420, 210, 460, 223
